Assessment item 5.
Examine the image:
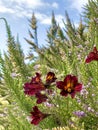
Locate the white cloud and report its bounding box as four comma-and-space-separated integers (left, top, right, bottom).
0, 0, 60, 27
52, 2, 59, 9
9, 0, 46, 8
0, 1, 14, 13
56, 15, 64, 27
70, 0, 88, 12
0, 0, 59, 20
40, 14, 64, 27
0, 0, 59, 13
0, 6, 14, 13
41, 17, 51, 25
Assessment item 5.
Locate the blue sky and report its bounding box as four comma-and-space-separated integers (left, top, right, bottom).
0, 0, 88, 55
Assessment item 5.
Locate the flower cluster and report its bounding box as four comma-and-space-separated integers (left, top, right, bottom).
23, 72, 82, 125
23, 72, 57, 124
24, 72, 57, 102
23, 46, 98, 126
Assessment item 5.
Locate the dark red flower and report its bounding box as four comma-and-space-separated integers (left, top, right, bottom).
24, 73, 45, 96
85, 46, 98, 63
24, 72, 57, 96
30, 106, 49, 125
56, 75, 82, 98
45, 72, 57, 86
31, 73, 41, 83
35, 92, 48, 104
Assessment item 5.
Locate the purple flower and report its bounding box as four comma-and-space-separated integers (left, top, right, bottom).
77, 99, 81, 103
96, 112, 98, 116
10, 72, 18, 78
87, 107, 94, 112
44, 102, 54, 108
33, 64, 40, 70
73, 110, 86, 117
80, 87, 88, 97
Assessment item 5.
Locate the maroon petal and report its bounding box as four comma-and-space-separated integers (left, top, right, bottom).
24, 83, 33, 89
24, 90, 35, 96
85, 52, 95, 63
56, 81, 64, 89
95, 56, 98, 60
35, 93, 47, 104
31, 118, 41, 125
24, 81, 45, 96
36, 99, 43, 104
64, 75, 72, 84
30, 106, 50, 125
93, 47, 97, 53
64, 75, 78, 87
60, 90, 68, 97
33, 106, 39, 113
71, 76, 78, 85
71, 92, 76, 98
31, 73, 41, 83
75, 84, 82, 92
36, 98, 47, 104
46, 72, 57, 85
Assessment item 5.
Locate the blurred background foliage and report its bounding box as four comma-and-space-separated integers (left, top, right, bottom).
0, 0, 98, 129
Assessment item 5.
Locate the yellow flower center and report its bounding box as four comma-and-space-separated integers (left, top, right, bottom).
35, 77, 40, 82
67, 88, 71, 93
47, 75, 53, 80
64, 81, 74, 93
36, 78, 39, 82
